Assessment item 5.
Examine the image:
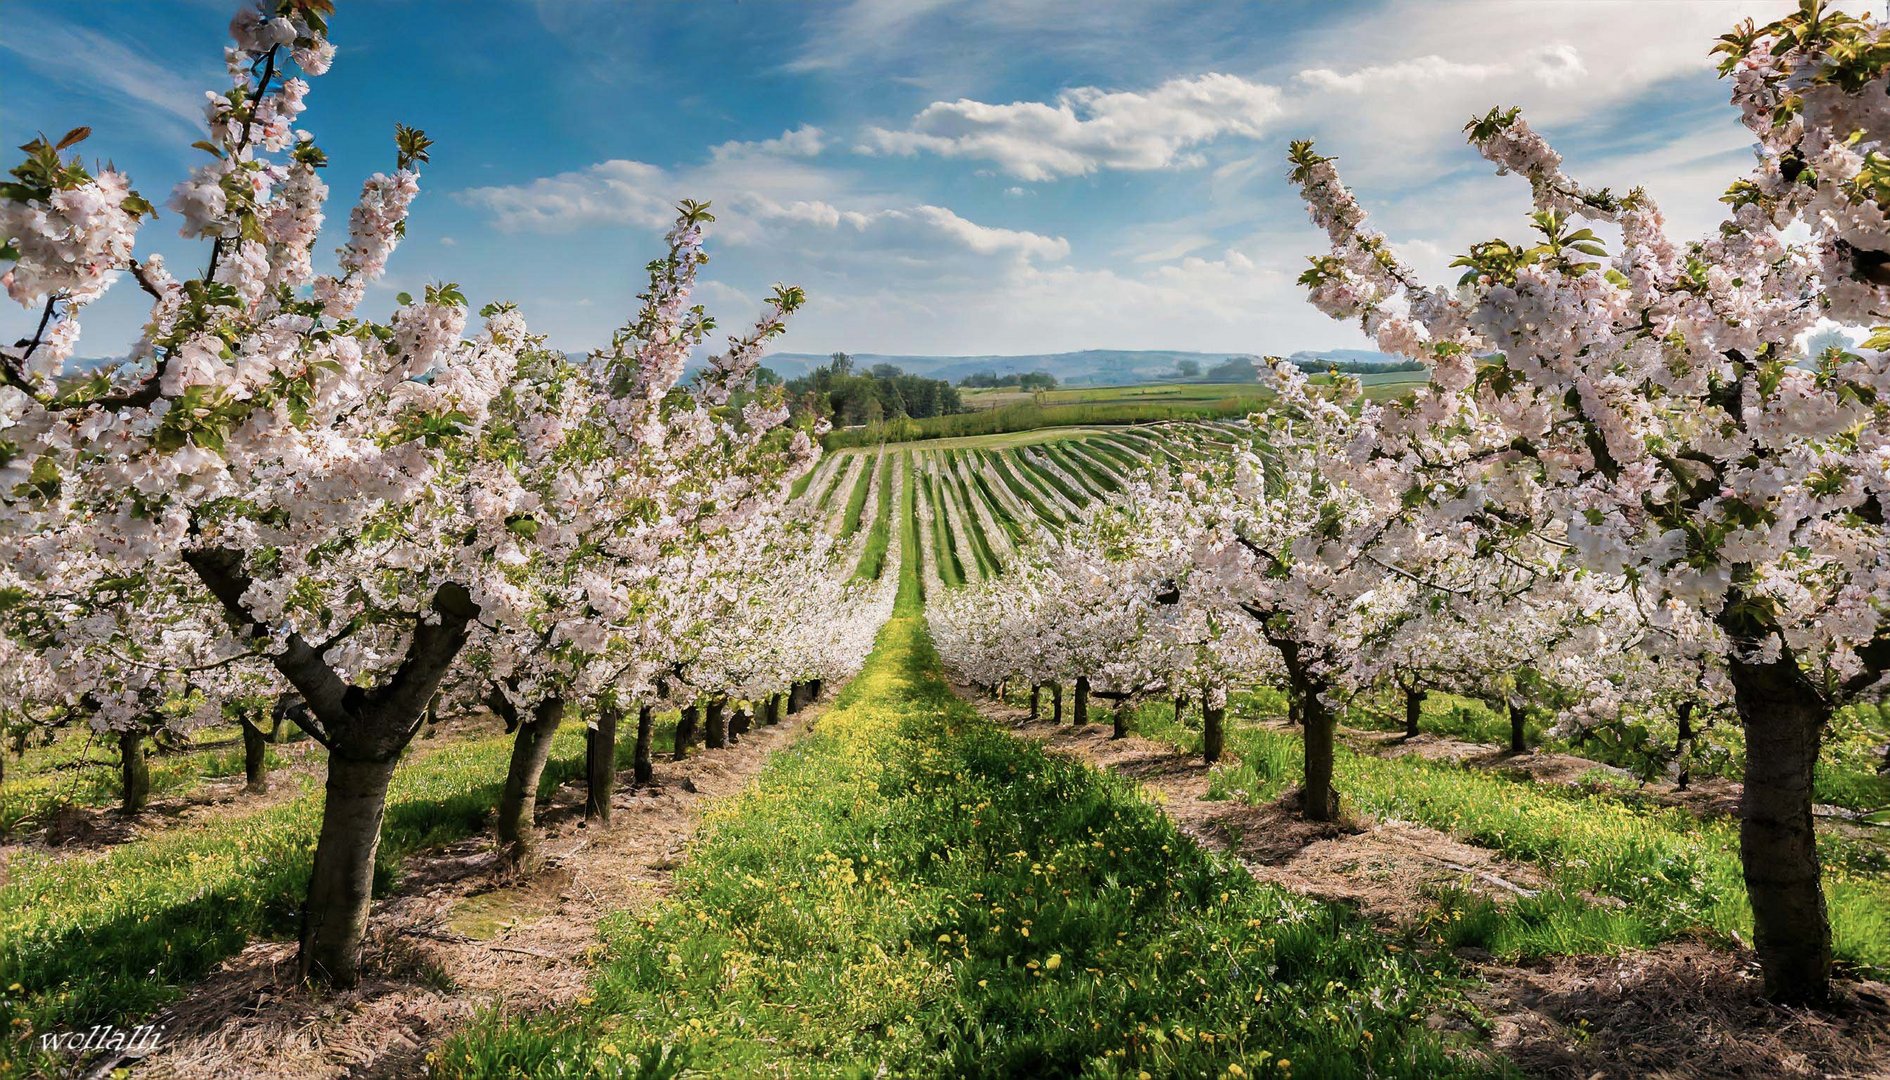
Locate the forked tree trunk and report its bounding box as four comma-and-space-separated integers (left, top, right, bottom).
1051, 683, 1064, 724
299, 755, 398, 985
1203, 703, 1226, 765
497, 698, 566, 871
119, 729, 150, 813
1112, 700, 1130, 740
673, 701, 701, 761
1030, 684, 1041, 720
1074, 676, 1090, 726
633, 704, 656, 786
586, 702, 619, 825
240, 718, 270, 794
1508, 700, 1528, 754
1403, 685, 1424, 740
1727, 653, 1831, 1004
1674, 699, 1696, 792
705, 698, 727, 750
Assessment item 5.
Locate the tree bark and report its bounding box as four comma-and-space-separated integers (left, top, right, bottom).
1074, 676, 1090, 726
240, 717, 270, 795
764, 693, 784, 726
1403, 684, 1424, 740
1674, 699, 1696, 792
1277, 646, 1338, 822
1727, 653, 1831, 1003
731, 705, 751, 741
1051, 683, 1064, 724
1203, 703, 1226, 765
1508, 700, 1528, 754
1029, 684, 1041, 720
1174, 694, 1186, 726
1112, 700, 1130, 740
705, 697, 727, 750
299, 755, 398, 986
586, 702, 618, 825
119, 729, 149, 813
809, 678, 823, 701
633, 704, 655, 787
673, 701, 701, 761
787, 682, 806, 715
496, 697, 566, 872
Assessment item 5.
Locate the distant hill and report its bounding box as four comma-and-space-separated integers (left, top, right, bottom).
759, 348, 1404, 387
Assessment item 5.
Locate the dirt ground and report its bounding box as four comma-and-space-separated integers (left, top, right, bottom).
91, 695, 827, 1080
981, 692, 1890, 1080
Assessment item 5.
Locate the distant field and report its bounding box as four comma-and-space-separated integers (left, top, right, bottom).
832, 373, 1427, 449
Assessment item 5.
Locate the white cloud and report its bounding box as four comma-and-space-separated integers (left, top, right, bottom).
0, 16, 209, 142
1296, 45, 1585, 95
710, 125, 826, 162
459, 140, 1068, 266
860, 73, 1285, 181
460, 160, 674, 233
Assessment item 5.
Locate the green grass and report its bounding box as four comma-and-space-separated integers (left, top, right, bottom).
0, 713, 688, 1075
0, 724, 294, 839
900, 452, 923, 601
945, 460, 1004, 578
923, 461, 967, 588
851, 452, 897, 581
1044, 440, 1121, 495
436, 548, 1491, 1080
1344, 688, 1890, 814
1014, 447, 1089, 509
838, 450, 879, 539
983, 450, 1061, 527
960, 454, 1028, 546
815, 454, 858, 513
1125, 699, 1890, 974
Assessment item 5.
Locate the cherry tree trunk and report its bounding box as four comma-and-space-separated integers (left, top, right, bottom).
1173, 694, 1186, 726
1727, 654, 1831, 1004
1285, 666, 1338, 822
633, 704, 655, 787
1051, 683, 1064, 724
1403, 686, 1424, 740
1112, 700, 1130, 740
808, 678, 823, 702
787, 683, 806, 715
705, 698, 727, 750
497, 698, 566, 871
299, 755, 398, 985
673, 701, 701, 761
241, 718, 270, 794
1030, 684, 1041, 720
586, 702, 619, 825
1203, 704, 1225, 765
1074, 676, 1090, 726
1674, 699, 1696, 792
119, 730, 149, 813
731, 706, 751, 741
764, 693, 784, 726
1508, 701, 1528, 754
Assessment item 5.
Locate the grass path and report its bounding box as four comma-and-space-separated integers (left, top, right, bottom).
439, 559, 1490, 1078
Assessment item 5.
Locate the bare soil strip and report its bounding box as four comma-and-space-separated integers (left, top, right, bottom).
116, 697, 828, 1080
980, 694, 1890, 1080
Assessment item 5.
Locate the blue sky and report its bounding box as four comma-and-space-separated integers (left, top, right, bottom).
3, 0, 1865, 360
